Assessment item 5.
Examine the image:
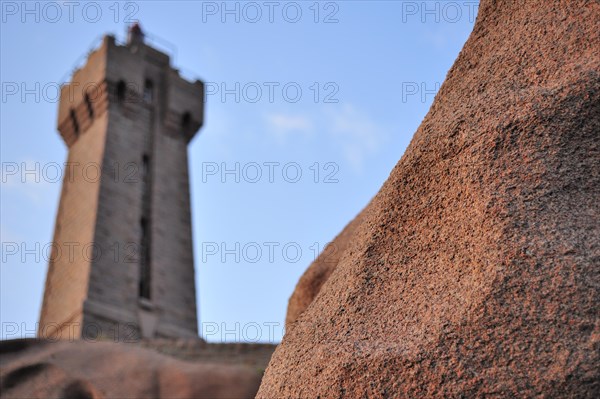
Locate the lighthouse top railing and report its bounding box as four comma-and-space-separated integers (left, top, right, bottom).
58, 29, 201, 88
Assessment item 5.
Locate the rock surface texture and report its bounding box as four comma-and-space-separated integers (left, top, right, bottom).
286, 208, 368, 329
258, 1, 600, 397
0, 339, 274, 399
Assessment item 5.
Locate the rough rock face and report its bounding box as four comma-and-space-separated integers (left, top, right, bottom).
259, 1, 600, 397
286, 208, 368, 328
0, 339, 272, 399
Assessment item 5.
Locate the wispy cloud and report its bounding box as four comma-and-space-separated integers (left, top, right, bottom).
265, 113, 314, 143
423, 30, 448, 49
326, 104, 388, 172
264, 105, 388, 172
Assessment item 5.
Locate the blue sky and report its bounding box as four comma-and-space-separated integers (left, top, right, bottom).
1, 1, 478, 342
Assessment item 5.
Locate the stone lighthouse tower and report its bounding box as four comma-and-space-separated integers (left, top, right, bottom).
39, 25, 204, 340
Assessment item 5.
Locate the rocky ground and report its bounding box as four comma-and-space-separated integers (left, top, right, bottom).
0, 338, 275, 398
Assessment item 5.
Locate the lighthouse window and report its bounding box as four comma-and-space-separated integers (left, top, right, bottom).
139, 217, 151, 299
144, 79, 153, 103
181, 112, 191, 134
70, 109, 79, 136
85, 94, 94, 119
116, 80, 126, 103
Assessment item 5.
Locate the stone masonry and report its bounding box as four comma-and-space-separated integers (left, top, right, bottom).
39, 26, 204, 340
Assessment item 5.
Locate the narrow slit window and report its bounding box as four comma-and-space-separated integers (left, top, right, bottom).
85, 94, 94, 119
139, 217, 151, 299
144, 79, 153, 103
139, 153, 152, 300
181, 112, 191, 135
142, 154, 149, 176
70, 109, 79, 136
116, 80, 126, 103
